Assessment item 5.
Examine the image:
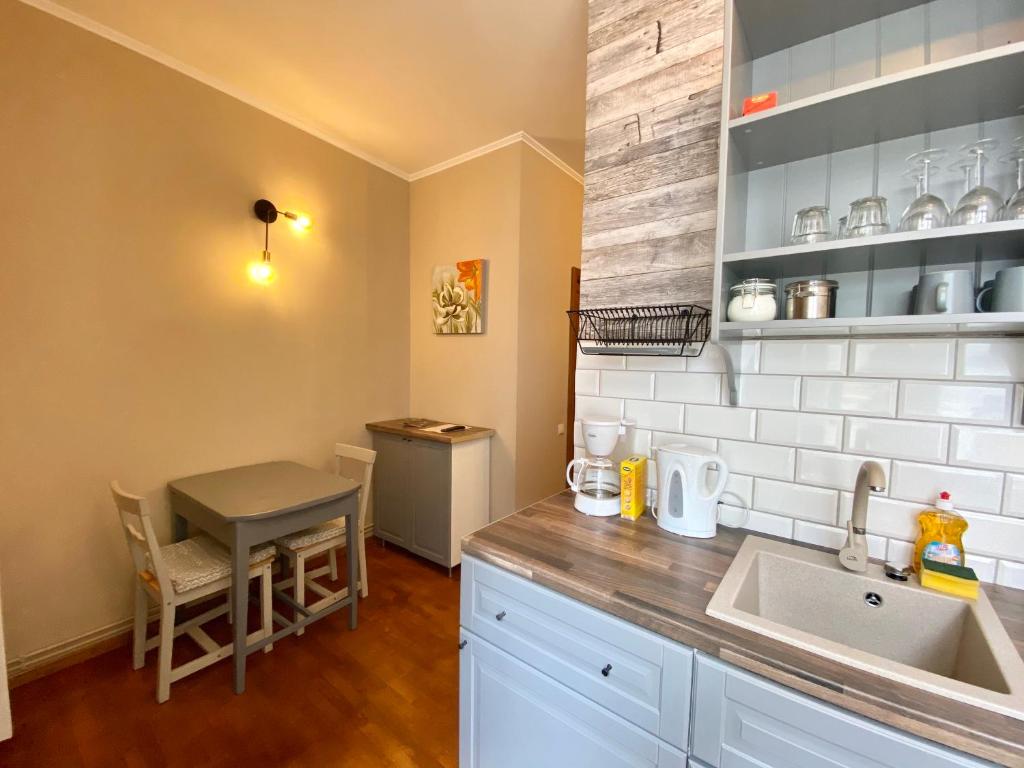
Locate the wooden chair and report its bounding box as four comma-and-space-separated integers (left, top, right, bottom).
111, 482, 276, 703
273, 444, 375, 634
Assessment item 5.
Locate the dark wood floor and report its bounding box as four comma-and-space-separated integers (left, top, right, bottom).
0, 542, 460, 768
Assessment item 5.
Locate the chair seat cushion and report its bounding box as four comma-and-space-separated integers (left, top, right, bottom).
160, 535, 275, 594
274, 518, 347, 551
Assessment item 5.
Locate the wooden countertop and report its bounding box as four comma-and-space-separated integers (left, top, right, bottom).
463, 491, 1024, 767
366, 419, 495, 445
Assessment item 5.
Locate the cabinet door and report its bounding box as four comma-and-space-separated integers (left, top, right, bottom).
692, 654, 995, 768
372, 434, 411, 547
407, 438, 451, 565
460, 630, 682, 768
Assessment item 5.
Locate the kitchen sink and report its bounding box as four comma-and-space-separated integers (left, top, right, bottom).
707, 536, 1024, 719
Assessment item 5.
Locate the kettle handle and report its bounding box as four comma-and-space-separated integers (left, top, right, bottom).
566, 458, 589, 493
699, 458, 729, 502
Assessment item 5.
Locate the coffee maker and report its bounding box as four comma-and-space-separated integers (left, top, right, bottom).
566, 418, 633, 516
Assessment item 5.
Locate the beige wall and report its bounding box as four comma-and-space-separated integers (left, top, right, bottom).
409, 144, 582, 520
515, 150, 583, 509
0, 2, 410, 663
409, 146, 524, 521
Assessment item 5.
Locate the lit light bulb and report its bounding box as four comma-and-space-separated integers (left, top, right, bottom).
247, 251, 277, 285
284, 211, 312, 232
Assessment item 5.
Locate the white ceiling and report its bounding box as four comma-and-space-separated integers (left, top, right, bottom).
31, 0, 588, 178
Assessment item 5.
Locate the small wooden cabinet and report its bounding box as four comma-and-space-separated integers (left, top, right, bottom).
367, 420, 492, 570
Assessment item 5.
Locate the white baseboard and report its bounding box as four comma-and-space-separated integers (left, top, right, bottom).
7, 524, 377, 680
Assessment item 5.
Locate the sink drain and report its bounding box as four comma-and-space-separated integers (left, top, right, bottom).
864, 592, 883, 607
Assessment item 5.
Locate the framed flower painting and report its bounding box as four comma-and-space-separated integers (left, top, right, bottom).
431, 259, 485, 334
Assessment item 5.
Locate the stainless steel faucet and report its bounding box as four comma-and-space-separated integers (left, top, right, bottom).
838, 460, 887, 572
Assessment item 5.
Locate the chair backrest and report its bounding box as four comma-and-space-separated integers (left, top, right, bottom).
110, 482, 172, 598
334, 443, 376, 533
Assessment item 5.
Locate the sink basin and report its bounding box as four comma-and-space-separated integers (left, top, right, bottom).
707, 536, 1024, 719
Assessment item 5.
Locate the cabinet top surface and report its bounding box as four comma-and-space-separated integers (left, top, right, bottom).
463, 491, 1024, 766
366, 419, 495, 444
168, 461, 359, 521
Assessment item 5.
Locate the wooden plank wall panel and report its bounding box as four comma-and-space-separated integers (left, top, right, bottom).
581, 0, 725, 309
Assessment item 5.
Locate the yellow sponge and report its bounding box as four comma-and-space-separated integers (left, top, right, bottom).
920, 558, 979, 600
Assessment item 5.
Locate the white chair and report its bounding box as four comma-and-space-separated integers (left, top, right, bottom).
112, 482, 276, 703
274, 444, 375, 634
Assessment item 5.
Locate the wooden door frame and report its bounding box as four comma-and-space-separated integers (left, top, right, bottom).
566, 266, 581, 468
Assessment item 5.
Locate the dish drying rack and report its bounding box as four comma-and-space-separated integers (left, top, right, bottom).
567, 304, 711, 357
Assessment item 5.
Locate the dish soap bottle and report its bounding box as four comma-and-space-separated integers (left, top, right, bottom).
913, 491, 967, 572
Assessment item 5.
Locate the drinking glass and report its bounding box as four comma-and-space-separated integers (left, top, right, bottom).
847, 196, 889, 237
1001, 137, 1024, 221
899, 149, 949, 231
790, 205, 832, 244
951, 139, 1004, 225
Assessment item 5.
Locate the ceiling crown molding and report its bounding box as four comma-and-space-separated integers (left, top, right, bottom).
18, 0, 583, 187
408, 132, 583, 185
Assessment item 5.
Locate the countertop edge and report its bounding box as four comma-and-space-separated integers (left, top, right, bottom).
366, 420, 495, 444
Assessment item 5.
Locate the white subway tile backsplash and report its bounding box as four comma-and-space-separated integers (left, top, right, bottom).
950, 425, 1024, 472
956, 339, 1024, 381
844, 417, 949, 463
897, 380, 1013, 426
730, 375, 801, 410
575, 369, 600, 396
576, 352, 625, 370
1005, 474, 1024, 518
626, 355, 685, 371
685, 405, 756, 441
652, 432, 717, 452
654, 373, 721, 404
574, 336, 1024, 570
719, 440, 796, 481
623, 399, 683, 432
757, 411, 843, 451
848, 495, 921, 541
798, 451, 891, 492
601, 370, 654, 399
962, 512, 1024, 560
576, 395, 622, 421
970, 555, 997, 584
850, 338, 955, 379
801, 377, 898, 417
743, 509, 795, 538
761, 340, 848, 376
997, 560, 1024, 589
754, 479, 838, 524
626, 428, 653, 457
889, 461, 1004, 514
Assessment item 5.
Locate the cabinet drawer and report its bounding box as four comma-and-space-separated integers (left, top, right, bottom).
461, 556, 691, 748
692, 655, 995, 768
460, 630, 686, 768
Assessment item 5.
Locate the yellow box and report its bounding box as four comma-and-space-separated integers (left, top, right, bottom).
620, 456, 647, 520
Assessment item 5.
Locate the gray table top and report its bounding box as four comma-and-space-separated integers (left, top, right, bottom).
168, 461, 360, 522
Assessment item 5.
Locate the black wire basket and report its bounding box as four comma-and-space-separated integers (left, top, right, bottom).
567, 304, 711, 357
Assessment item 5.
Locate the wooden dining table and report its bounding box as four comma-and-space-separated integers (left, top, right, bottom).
168, 461, 360, 694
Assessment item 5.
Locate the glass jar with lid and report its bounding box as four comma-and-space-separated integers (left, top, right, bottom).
727, 279, 777, 322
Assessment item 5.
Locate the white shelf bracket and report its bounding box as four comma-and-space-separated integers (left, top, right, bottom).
707, 342, 738, 407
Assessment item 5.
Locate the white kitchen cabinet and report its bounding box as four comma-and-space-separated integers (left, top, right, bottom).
691, 654, 995, 768
459, 630, 686, 768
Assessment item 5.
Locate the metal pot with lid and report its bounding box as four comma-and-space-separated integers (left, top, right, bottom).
784, 279, 838, 319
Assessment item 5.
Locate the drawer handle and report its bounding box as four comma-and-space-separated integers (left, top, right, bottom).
495, 611, 507, 621
601, 664, 612, 677
458, 640, 467, 650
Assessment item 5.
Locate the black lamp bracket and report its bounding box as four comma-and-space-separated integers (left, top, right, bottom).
253, 199, 279, 224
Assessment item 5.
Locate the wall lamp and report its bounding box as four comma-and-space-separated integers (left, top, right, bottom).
249, 198, 312, 285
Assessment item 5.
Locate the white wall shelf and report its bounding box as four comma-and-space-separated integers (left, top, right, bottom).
720, 311, 1024, 339
734, 0, 927, 59
730, 42, 1024, 170
724, 220, 1024, 265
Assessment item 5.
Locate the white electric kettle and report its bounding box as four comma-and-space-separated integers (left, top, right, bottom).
655, 444, 728, 538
